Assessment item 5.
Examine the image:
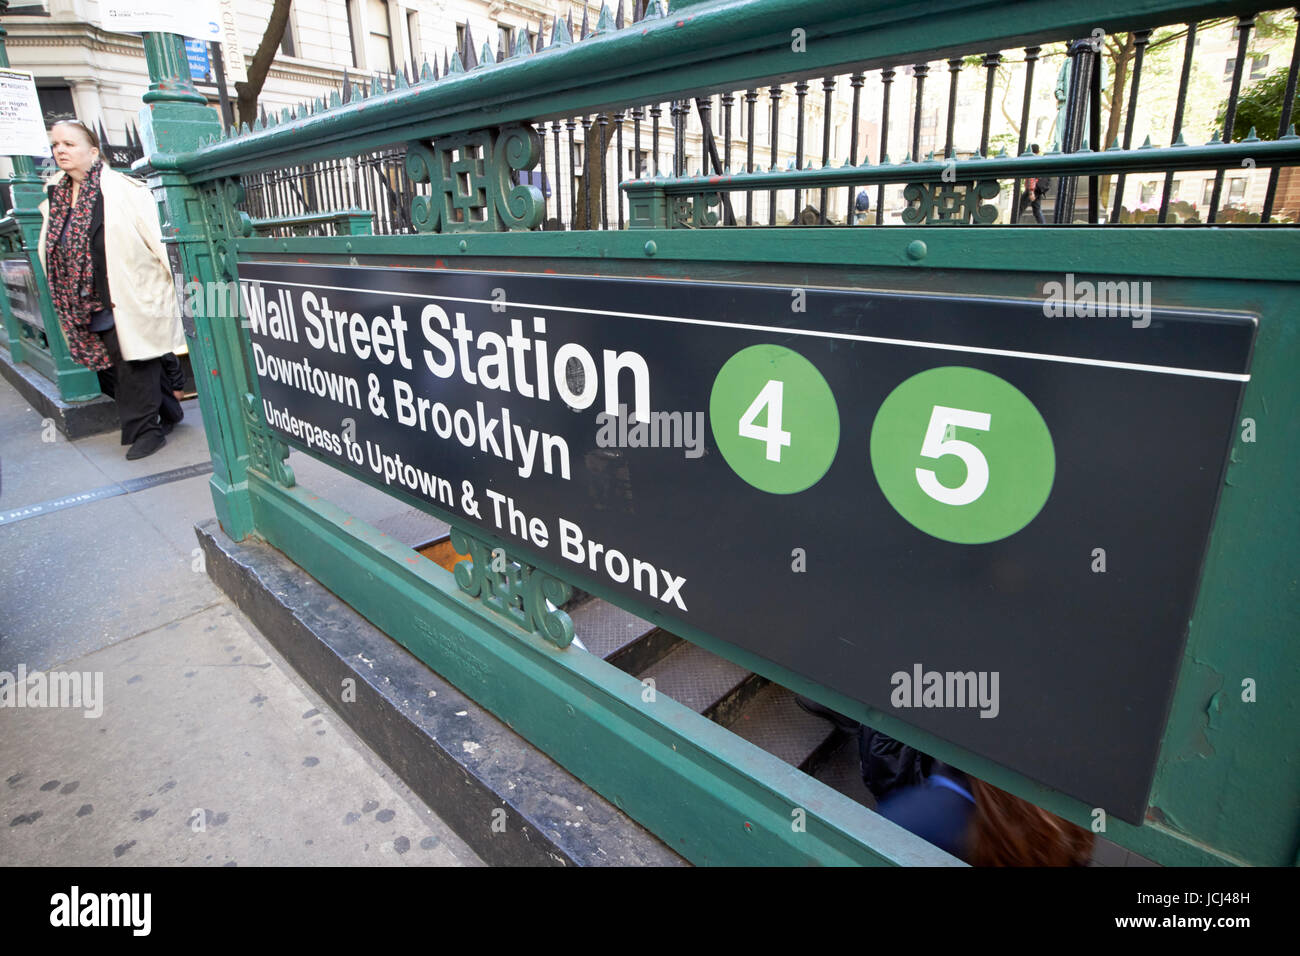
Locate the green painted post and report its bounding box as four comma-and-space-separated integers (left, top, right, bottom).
0, 2, 101, 400
136, 30, 260, 540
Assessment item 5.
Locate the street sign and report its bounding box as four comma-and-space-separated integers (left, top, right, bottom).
99, 1, 222, 42
239, 261, 1254, 822
185, 39, 211, 82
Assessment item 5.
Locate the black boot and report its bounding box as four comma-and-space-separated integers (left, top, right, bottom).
126, 431, 166, 460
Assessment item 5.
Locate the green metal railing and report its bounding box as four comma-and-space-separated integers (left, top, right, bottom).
119, 0, 1299, 866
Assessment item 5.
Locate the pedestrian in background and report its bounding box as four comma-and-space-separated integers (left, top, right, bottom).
38, 119, 184, 460
1018, 144, 1049, 224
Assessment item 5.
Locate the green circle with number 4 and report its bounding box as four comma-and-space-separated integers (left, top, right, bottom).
710, 344, 840, 494
869, 366, 1055, 544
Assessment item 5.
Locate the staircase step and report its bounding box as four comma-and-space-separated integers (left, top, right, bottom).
568, 597, 674, 668
637, 642, 764, 722
724, 684, 842, 774
811, 732, 877, 810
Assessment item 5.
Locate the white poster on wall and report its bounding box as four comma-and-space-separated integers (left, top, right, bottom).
0, 69, 53, 158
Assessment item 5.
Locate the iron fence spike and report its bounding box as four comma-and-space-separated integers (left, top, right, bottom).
597, 4, 615, 34
616, 1, 625, 30
535, 19, 545, 51
1244, 126, 1260, 142
1208, 129, 1222, 144
552, 15, 572, 46
1141, 135, 1153, 148
341, 70, 352, 103
1285, 124, 1299, 140
513, 28, 531, 58
450, 50, 465, 73
330, 90, 342, 108
1107, 137, 1120, 150
464, 23, 478, 68
481, 41, 495, 65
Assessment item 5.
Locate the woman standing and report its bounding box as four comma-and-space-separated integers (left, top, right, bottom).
38, 119, 184, 460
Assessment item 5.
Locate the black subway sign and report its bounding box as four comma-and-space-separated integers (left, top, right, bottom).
239, 261, 1254, 822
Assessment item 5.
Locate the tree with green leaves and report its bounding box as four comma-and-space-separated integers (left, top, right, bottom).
1218, 66, 1295, 141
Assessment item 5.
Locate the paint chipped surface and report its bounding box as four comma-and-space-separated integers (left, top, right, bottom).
462, 741, 481, 754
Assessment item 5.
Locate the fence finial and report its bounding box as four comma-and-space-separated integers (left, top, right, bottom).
616, 1, 625, 30
463, 23, 478, 68
580, 5, 591, 39
552, 14, 572, 46
597, 4, 615, 34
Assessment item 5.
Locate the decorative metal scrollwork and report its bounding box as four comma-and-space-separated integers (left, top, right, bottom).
670, 193, 721, 228
449, 526, 575, 648
241, 392, 295, 487
901, 180, 1001, 225
406, 125, 544, 233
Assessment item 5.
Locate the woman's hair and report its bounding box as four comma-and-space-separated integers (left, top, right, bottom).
51, 119, 100, 150
966, 777, 1095, 866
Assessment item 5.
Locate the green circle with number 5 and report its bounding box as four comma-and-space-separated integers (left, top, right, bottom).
710, 344, 840, 494
869, 366, 1055, 544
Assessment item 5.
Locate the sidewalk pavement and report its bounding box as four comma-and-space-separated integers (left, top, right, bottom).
0, 377, 483, 866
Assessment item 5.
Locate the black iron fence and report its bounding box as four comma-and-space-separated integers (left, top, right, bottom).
237, 3, 1300, 232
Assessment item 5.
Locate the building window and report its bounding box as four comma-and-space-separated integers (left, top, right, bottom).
1140, 181, 1157, 204
279, 9, 297, 58
1228, 177, 1247, 202
1224, 57, 1236, 77
1202, 180, 1215, 206
1170, 178, 1181, 200
456, 23, 466, 54
366, 0, 395, 74
1251, 55, 1269, 79
36, 84, 77, 127
498, 24, 514, 56
345, 0, 363, 68
407, 11, 420, 69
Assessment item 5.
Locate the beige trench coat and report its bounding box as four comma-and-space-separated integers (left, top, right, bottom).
38, 167, 184, 362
